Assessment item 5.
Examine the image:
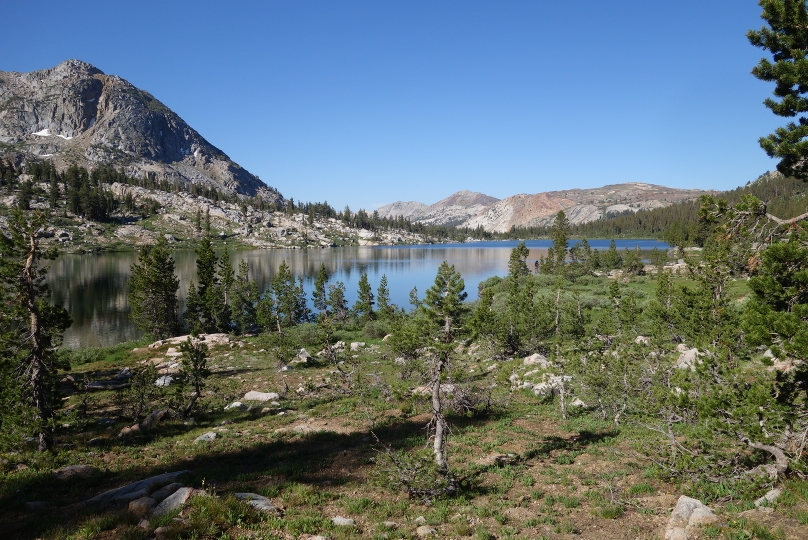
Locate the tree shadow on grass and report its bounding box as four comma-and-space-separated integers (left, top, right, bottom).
0, 412, 476, 539
523, 429, 620, 461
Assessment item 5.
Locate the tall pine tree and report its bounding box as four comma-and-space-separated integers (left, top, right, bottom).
128, 237, 180, 339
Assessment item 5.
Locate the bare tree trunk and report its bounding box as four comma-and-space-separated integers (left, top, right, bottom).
742, 436, 790, 477
767, 210, 808, 226
22, 232, 52, 451
183, 391, 199, 418
431, 354, 448, 472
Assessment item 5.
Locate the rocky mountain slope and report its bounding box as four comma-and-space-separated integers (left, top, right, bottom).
380, 183, 712, 233
0, 180, 429, 252
0, 60, 280, 201
377, 190, 500, 227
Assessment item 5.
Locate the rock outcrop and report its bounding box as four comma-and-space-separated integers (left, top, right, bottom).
664, 495, 720, 540
377, 190, 501, 227
0, 60, 281, 200
377, 183, 712, 233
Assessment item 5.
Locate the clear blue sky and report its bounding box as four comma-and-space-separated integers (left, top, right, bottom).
2, 1, 782, 210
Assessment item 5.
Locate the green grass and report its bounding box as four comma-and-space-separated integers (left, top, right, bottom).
3, 290, 802, 540
599, 504, 625, 519
627, 482, 655, 496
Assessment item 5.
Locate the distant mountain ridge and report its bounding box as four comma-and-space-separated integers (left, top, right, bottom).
375, 190, 500, 227
0, 60, 281, 200
377, 183, 713, 233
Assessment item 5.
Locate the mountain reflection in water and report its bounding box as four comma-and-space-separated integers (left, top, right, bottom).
47, 240, 670, 349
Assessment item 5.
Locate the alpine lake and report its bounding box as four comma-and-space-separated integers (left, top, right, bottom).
47, 239, 670, 349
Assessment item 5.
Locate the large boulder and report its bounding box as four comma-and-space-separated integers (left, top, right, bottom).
194, 431, 217, 443
128, 496, 156, 518
523, 353, 552, 368
85, 470, 191, 507
664, 495, 720, 540
243, 391, 280, 402
675, 344, 701, 371
234, 493, 281, 514
152, 487, 197, 517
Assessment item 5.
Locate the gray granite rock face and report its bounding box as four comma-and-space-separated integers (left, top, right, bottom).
85, 470, 190, 507
664, 495, 720, 540
194, 431, 217, 443
152, 487, 196, 517
128, 496, 156, 518
0, 60, 281, 200
234, 493, 281, 514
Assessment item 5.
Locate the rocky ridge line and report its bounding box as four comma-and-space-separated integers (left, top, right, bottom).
0, 59, 280, 201
377, 183, 714, 233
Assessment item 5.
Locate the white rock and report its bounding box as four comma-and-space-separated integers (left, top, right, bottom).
531, 374, 572, 397
332, 516, 355, 526
152, 487, 196, 517
754, 488, 782, 507
523, 353, 552, 368
416, 525, 437, 537
140, 410, 168, 430
242, 391, 280, 402
411, 384, 456, 396
570, 397, 587, 408
675, 344, 701, 371
194, 431, 217, 443
350, 342, 365, 351
85, 470, 190, 507
234, 493, 280, 514
155, 376, 174, 387
224, 401, 248, 411
664, 495, 719, 540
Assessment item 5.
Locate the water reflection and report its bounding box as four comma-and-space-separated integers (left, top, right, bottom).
47, 239, 669, 349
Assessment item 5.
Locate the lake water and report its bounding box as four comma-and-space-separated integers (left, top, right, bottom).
46, 239, 669, 349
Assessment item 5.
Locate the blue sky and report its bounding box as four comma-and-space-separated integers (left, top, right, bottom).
2, 1, 782, 210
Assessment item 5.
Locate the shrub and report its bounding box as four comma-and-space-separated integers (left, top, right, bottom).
363, 319, 391, 339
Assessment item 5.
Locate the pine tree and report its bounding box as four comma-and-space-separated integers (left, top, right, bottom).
271, 261, 309, 329
327, 281, 350, 322
0, 209, 72, 451
176, 337, 210, 418
743, 230, 808, 361
354, 273, 375, 321
48, 175, 60, 209
231, 260, 259, 334
213, 249, 235, 331
569, 238, 592, 276
185, 238, 217, 332
550, 210, 570, 275
748, 0, 808, 178
376, 274, 395, 319
507, 241, 530, 278
603, 239, 623, 270
421, 261, 467, 475
128, 237, 180, 340
409, 286, 421, 308
622, 246, 644, 275
312, 263, 329, 316
17, 180, 33, 210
